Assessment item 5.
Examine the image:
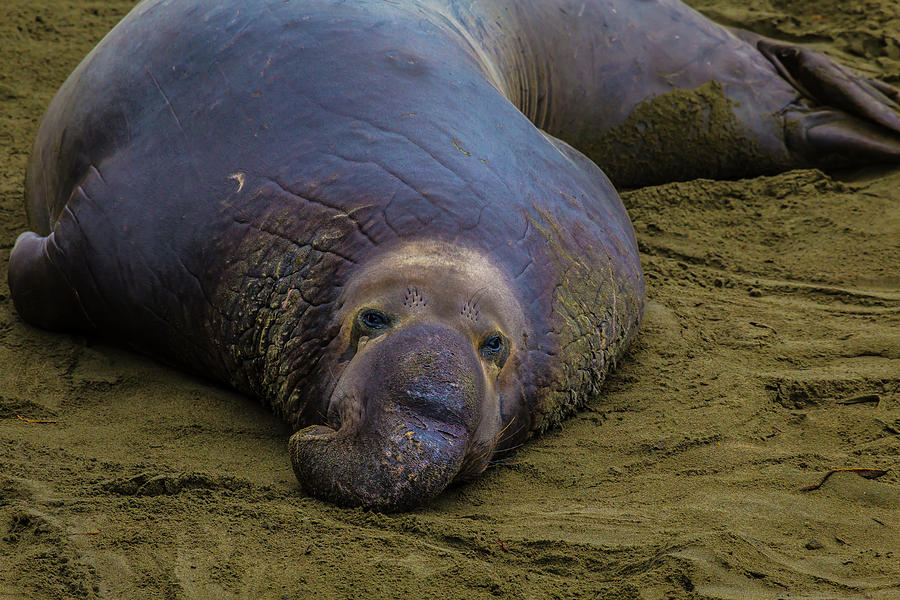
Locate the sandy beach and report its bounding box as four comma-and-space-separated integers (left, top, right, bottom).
1, 1, 897, 598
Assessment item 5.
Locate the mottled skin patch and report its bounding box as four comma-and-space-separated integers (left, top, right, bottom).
527, 208, 644, 431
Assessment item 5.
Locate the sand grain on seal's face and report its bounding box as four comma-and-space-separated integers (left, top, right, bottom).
1, 0, 898, 598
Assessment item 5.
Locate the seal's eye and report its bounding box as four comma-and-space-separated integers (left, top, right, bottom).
358, 309, 390, 331
479, 334, 506, 365
482, 335, 502, 353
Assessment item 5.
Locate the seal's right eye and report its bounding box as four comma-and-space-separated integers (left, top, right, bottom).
358, 309, 390, 331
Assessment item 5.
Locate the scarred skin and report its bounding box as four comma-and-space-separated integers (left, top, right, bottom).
9, 0, 900, 510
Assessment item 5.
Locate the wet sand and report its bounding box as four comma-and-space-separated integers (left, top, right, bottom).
1, 1, 898, 598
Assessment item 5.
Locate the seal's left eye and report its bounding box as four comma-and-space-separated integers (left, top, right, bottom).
359, 309, 390, 330
483, 335, 502, 352
479, 334, 506, 363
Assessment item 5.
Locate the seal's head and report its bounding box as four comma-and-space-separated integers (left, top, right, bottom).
289, 241, 529, 511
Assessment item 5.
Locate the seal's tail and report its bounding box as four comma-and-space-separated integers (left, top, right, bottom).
747, 35, 900, 168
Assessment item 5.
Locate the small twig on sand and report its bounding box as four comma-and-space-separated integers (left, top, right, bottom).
800, 468, 888, 492
837, 394, 881, 406
15, 414, 57, 424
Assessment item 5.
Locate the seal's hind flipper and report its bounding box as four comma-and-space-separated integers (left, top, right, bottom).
866, 77, 900, 105
784, 107, 900, 167
8, 231, 95, 332
756, 40, 900, 134
742, 37, 900, 165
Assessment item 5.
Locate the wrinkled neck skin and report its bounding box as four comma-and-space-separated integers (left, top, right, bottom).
289, 241, 531, 511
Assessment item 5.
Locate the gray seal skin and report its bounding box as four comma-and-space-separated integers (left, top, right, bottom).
8, 0, 900, 511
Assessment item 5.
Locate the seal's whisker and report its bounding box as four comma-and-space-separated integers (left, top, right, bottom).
470, 444, 494, 465
491, 419, 528, 453
494, 415, 518, 441
491, 440, 528, 455
488, 457, 521, 467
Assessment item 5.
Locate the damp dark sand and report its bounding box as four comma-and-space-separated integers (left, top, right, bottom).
1, 1, 898, 598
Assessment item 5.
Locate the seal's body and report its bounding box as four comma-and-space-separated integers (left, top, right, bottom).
10, 0, 900, 510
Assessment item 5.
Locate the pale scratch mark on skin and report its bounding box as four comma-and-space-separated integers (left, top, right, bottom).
451, 137, 472, 156
331, 204, 374, 221
146, 68, 184, 133
229, 172, 246, 193
281, 287, 300, 310
216, 62, 233, 92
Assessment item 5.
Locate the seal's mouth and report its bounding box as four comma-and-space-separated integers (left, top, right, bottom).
288, 390, 360, 443
292, 424, 338, 441
288, 323, 484, 511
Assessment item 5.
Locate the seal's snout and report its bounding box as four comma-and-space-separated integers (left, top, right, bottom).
289, 324, 485, 511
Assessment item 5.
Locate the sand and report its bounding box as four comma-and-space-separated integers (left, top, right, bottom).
1, 1, 898, 598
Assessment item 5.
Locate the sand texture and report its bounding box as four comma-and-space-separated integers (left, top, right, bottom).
1, 1, 898, 598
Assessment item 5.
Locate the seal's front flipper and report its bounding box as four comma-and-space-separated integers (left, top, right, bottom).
8, 231, 95, 332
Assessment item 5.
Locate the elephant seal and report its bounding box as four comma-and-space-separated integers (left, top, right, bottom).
9, 0, 900, 510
